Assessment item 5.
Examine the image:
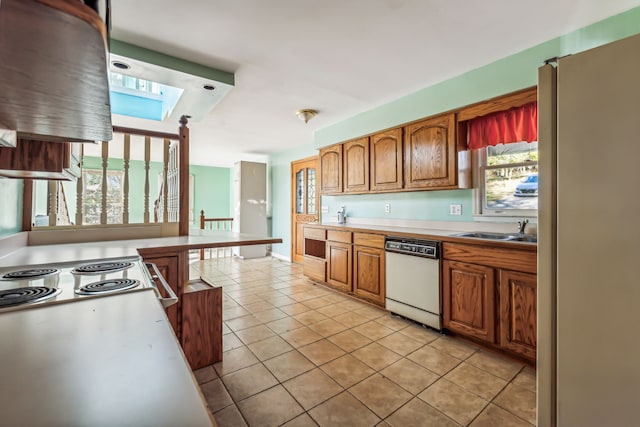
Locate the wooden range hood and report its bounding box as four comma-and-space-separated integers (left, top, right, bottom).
0, 0, 112, 144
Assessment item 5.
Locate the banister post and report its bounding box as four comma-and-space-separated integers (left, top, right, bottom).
179, 115, 190, 236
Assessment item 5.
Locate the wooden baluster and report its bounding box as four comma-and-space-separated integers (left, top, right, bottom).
48, 181, 56, 226
101, 140, 108, 224
163, 138, 170, 223
122, 133, 130, 224
144, 136, 150, 223
75, 144, 84, 226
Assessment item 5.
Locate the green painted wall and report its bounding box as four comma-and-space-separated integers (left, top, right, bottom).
269, 6, 640, 259
323, 190, 474, 223
190, 164, 232, 223
0, 178, 22, 237
32, 158, 231, 227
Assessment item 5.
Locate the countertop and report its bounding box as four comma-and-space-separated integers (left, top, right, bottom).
0, 230, 283, 267
303, 222, 537, 250
0, 290, 216, 427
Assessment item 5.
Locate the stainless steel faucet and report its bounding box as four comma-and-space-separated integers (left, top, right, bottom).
517, 218, 529, 234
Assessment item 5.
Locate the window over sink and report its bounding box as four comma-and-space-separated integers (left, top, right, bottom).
465, 100, 538, 218
479, 141, 538, 216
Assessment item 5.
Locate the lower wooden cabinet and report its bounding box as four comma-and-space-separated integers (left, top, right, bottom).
327, 240, 352, 292
302, 227, 386, 307
442, 260, 496, 344
353, 245, 385, 305
181, 278, 222, 369
499, 269, 537, 360
442, 242, 537, 362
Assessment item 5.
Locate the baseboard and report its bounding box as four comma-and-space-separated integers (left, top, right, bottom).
271, 252, 291, 263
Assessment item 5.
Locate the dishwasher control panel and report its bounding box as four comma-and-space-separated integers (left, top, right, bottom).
384, 238, 439, 258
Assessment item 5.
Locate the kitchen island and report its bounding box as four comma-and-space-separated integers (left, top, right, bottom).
0, 229, 283, 426
0, 290, 216, 427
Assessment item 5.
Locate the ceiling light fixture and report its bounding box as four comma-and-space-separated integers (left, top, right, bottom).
111, 61, 130, 70
296, 109, 318, 124
203, 84, 215, 91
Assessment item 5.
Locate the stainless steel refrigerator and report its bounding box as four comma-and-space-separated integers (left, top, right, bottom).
538, 33, 640, 426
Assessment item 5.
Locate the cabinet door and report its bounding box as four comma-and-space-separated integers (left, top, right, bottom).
327, 241, 352, 292
404, 113, 456, 189
353, 245, 385, 306
370, 128, 403, 191
143, 255, 180, 336
343, 137, 369, 193
319, 144, 342, 194
499, 270, 537, 361
443, 260, 495, 343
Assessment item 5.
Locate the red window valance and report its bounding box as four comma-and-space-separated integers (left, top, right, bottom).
467, 102, 537, 149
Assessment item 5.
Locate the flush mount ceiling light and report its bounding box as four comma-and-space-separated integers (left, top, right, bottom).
295, 109, 318, 124
111, 61, 130, 70
203, 84, 215, 91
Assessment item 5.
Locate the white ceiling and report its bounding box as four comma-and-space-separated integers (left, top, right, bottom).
110, 0, 640, 167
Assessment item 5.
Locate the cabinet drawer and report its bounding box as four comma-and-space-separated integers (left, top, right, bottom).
327, 230, 352, 243
353, 232, 384, 249
304, 227, 326, 240
304, 256, 326, 282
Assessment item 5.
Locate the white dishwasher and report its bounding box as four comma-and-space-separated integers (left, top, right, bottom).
385, 237, 442, 331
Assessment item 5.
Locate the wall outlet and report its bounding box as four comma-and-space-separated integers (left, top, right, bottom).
321, 206, 329, 214
384, 203, 391, 213
449, 204, 462, 216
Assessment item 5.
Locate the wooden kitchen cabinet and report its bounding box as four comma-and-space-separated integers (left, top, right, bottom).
404, 113, 456, 189
442, 260, 496, 344
442, 241, 537, 362
343, 137, 370, 193
370, 128, 403, 191
499, 269, 537, 360
319, 144, 343, 194
326, 230, 352, 292
353, 233, 386, 306
0, 139, 82, 180
181, 278, 223, 369
303, 226, 327, 282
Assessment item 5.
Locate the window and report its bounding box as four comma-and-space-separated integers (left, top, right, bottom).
82, 169, 124, 225
466, 100, 538, 217
478, 141, 538, 216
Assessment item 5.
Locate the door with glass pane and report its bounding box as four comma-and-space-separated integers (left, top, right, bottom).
291, 156, 319, 263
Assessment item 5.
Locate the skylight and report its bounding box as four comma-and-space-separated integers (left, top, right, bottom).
109, 72, 184, 121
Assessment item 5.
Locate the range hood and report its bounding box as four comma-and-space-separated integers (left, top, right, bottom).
0, 0, 113, 144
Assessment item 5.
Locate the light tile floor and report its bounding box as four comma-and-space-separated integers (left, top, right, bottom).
190, 256, 536, 427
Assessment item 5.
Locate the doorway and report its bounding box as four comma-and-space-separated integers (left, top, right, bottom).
290, 156, 319, 263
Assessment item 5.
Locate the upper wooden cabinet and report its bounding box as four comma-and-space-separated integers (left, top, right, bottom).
404, 113, 456, 189
370, 128, 403, 191
320, 144, 343, 194
0, 0, 112, 143
343, 137, 370, 193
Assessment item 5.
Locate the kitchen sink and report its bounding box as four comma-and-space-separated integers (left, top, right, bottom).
453, 231, 537, 243
454, 232, 518, 240
509, 235, 538, 243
